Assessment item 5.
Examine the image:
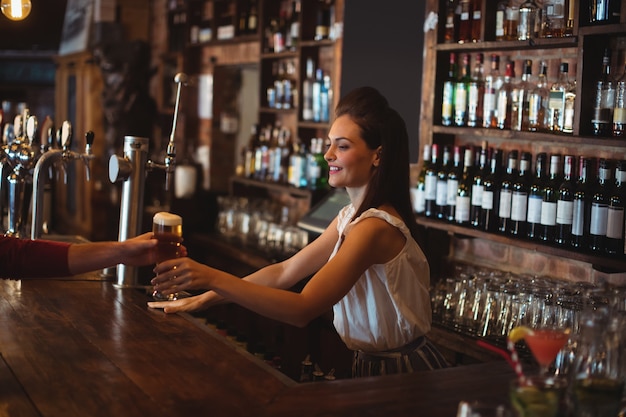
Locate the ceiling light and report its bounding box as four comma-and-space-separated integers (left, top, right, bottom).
1, 0, 32, 21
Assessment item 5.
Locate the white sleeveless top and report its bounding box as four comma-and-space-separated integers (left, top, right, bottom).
331, 205, 432, 352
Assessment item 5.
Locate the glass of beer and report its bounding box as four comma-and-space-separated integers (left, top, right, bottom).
152, 211, 183, 301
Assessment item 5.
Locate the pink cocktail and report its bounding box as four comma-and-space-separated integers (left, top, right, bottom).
524, 328, 570, 373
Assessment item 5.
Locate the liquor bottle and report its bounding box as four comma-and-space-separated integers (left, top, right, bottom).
247, 0, 258, 34
563, 73, 576, 134
243, 124, 260, 178
613, 64, 626, 137
442, 53, 457, 127
237, 1, 250, 36
470, 0, 482, 42
539, 154, 562, 242
288, 140, 308, 188
282, 60, 296, 110
424, 143, 440, 218
511, 59, 533, 131
483, 54, 502, 128
320, 73, 332, 123
589, 0, 621, 24
528, 61, 549, 132
444, 0, 459, 43
510, 151, 532, 237
281, 129, 294, 185
267, 123, 280, 182
589, 158, 612, 253
518, 0, 541, 41
481, 148, 503, 232
591, 48, 615, 137
555, 155, 575, 246
273, 62, 286, 109
272, 11, 286, 53
504, 0, 519, 40
198, 1, 213, 43
314, 0, 331, 41
606, 160, 625, 256
548, 63, 572, 133
436, 145, 452, 220
458, 0, 472, 43
307, 137, 328, 190
255, 125, 271, 181
498, 150, 518, 234
455, 53, 472, 127
541, 0, 566, 38
564, 0, 575, 36
467, 53, 485, 127
446, 145, 463, 222
571, 157, 593, 251
470, 141, 489, 227
302, 58, 315, 121
414, 144, 432, 216
527, 152, 547, 240
495, 0, 507, 41
287, 0, 300, 51
312, 68, 324, 122
496, 61, 515, 130
455, 147, 475, 225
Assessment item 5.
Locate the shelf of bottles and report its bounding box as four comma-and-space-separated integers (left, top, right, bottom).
259, 0, 337, 133
435, 0, 626, 142
181, 0, 260, 49
252, 0, 337, 197
240, 122, 329, 191
419, 0, 626, 272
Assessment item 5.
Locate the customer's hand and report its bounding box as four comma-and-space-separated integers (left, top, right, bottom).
120, 233, 187, 266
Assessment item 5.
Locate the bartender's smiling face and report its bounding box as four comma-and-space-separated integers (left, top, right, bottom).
324, 115, 380, 190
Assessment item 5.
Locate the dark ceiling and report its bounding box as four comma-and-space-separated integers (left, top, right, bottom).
0, 1, 68, 51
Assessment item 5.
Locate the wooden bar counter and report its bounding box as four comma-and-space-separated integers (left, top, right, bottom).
0, 277, 515, 417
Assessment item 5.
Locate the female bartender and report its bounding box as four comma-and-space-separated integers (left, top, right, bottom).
149, 87, 448, 377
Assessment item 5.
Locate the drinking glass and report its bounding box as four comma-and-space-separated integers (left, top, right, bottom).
457, 401, 512, 417
571, 312, 624, 417
152, 211, 183, 301
509, 375, 566, 417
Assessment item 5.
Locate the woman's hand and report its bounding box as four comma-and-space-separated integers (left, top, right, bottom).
148, 291, 215, 313
150, 257, 212, 297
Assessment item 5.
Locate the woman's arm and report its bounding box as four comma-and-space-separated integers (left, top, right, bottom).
148, 217, 341, 313
150, 216, 402, 327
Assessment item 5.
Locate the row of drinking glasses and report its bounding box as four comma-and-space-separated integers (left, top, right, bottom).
431, 263, 626, 340
216, 195, 309, 258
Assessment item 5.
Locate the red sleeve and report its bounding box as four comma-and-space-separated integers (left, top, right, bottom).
0, 236, 71, 279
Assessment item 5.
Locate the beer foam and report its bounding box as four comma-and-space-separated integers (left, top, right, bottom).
153, 212, 182, 226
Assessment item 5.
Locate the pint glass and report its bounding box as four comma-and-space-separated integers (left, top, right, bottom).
152, 212, 183, 300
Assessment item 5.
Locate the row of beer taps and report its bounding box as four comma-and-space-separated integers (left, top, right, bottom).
1, 73, 187, 287
0, 108, 94, 239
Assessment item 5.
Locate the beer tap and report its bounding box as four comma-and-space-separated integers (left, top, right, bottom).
0, 125, 9, 233
146, 72, 188, 190
31, 121, 95, 239
4, 114, 39, 237
108, 72, 188, 288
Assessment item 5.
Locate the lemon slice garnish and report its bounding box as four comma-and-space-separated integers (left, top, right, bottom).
508, 325, 534, 343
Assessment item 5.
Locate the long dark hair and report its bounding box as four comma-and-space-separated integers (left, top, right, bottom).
334, 86, 420, 241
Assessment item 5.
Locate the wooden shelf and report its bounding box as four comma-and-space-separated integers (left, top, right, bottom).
432, 126, 626, 151
416, 216, 626, 273
435, 36, 579, 52
230, 176, 315, 199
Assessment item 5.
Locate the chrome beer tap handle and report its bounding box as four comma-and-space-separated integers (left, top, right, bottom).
82, 131, 95, 181
164, 72, 188, 191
